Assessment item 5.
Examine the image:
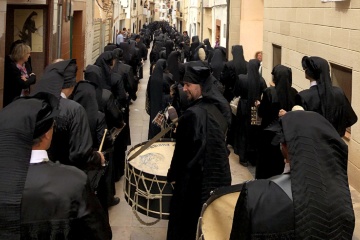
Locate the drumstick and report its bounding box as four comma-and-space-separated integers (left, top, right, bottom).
99, 129, 108, 152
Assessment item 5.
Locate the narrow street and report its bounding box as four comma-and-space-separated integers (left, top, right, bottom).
108, 54, 360, 240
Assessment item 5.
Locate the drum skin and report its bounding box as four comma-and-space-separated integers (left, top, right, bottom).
124, 139, 175, 219
197, 184, 243, 240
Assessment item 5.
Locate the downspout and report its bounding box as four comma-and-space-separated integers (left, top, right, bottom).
201, 0, 203, 41
57, 0, 63, 59
226, 0, 230, 59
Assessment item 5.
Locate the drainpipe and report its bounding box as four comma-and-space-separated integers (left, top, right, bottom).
226, 0, 229, 59
57, 0, 63, 59
201, 0, 203, 41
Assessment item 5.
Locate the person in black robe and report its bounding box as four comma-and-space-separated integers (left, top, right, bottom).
32, 59, 105, 171
203, 38, 213, 60
230, 111, 355, 239
256, 65, 297, 179
210, 48, 226, 83
221, 45, 247, 102
146, 59, 172, 139
71, 76, 120, 208
85, 65, 126, 184
0, 92, 111, 240
167, 64, 231, 240
293, 56, 357, 137
94, 51, 116, 90
233, 59, 267, 166
190, 35, 200, 61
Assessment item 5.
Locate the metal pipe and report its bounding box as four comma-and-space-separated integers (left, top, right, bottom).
201, 0, 203, 41
57, 2, 63, 58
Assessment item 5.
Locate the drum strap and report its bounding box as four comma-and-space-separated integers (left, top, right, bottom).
269, 174, 293, 201
128, 120, 178, 161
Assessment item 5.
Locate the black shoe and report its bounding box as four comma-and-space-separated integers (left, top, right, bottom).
109, 197, 120, 207
239, 161, 248, 167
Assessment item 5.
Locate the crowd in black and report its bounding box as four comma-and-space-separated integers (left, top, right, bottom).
1, 19, 358, 240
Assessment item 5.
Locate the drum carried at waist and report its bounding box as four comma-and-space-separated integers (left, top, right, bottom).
124, 139, 175, 220
197, 184, 243, 240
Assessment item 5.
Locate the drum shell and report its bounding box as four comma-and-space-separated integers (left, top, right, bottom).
124, 139, 174, 220
197, 184, 243, 240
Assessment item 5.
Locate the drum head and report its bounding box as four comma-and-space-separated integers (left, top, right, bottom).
199, 185, 242, 240
128, 141, 175, 176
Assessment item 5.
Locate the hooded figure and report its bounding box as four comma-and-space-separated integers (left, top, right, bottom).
203, 38, 214, 59
230, 111, 355, 239
146, 59, 170, 139
33, 59, 103, 171
167, 64, 231, 240
167, 51, 181, 83
233, 59, 267, 166
221, 45, 247, 102
210, 48, 226, 81
190, 35, 200, 61
112, 48, 137, 101
256, 65, 298, 179
296, 56, 357, 136
0, 93, 112, 240
94, 51, 115, 90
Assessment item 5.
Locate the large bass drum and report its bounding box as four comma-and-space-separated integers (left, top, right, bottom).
124, 139, 175, 220
197, 184, 243, 240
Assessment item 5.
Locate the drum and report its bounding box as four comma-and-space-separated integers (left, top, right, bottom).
124, 139, 175, 220
196, 184, 243, 240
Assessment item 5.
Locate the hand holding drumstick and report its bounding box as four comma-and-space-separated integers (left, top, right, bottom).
98, 129, 108, 166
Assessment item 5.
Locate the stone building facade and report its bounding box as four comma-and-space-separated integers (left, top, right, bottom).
262, 0, 360, 192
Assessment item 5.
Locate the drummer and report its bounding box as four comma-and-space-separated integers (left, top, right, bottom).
230, 111, 355, 239
167, 63, 232, 240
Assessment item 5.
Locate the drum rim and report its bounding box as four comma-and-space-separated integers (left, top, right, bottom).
126, 138, 175, 161
126, 138, 175, 177
200, 183, 243, 215
197, 183, 244, 239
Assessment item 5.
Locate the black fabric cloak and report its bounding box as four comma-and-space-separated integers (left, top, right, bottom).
210, 48, 226, 81
221, 46, 247, 102
0, 93, 58, 239
256, 65, 297, 179
21, 161, 112, 240
113, 59, 137, 101
71, 81, 100, 147
231, 111, 355, 239
146, 59, 167, 139
167, 51, 181, 83
296, 56, 357, 136
233, 62, 267, 165
166, 97, 231, 240
94, 51, 114, 90
33, 60, 102, 170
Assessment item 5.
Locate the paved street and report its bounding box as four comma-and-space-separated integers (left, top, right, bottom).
108, 57, 360, 240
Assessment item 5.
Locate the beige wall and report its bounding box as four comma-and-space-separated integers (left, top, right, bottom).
263, 0, 360, 192
202, 8, 212, 41
228, 0, 263, 61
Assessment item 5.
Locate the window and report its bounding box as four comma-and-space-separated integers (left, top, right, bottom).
330, 63, 353, 137
272, 44, 281, 68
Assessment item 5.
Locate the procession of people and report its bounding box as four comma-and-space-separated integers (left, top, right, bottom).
1, 20, 358, 240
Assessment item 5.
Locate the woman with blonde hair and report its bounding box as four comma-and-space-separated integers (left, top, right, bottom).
4, 42, 36, 106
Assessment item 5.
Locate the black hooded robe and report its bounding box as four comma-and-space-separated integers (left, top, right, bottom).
230, 111, 355, 239
256, 65, 297, 179
166, 98, 231, 240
